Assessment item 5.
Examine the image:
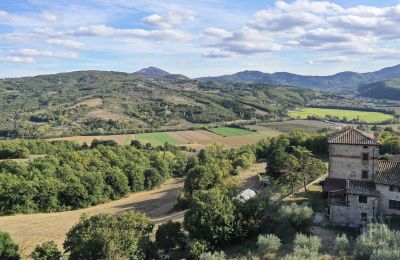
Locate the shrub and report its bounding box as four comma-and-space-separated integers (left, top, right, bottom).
155, 221, 185, 253
291, 233, 321, 259
199, 251, 226, 260
31, 241, 61, 260
333, 234, 350, 257
188, 240, 209, 259
0, 231, 20, 260
257, 234, 281, 257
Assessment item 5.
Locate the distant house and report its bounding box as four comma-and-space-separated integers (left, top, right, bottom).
324, 127, 400, 227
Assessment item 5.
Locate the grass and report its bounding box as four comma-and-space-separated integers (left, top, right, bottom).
208, 127, 256, 137
134, 133, 179, 146
289, 107, 394, 124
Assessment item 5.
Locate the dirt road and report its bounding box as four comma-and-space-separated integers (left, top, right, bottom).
0, 163, 265, 256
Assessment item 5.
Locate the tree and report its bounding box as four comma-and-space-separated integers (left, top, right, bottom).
184, 189, 236, 245
289, 233, 321, 260
354, 223, 400, 259
0, 231, 20, 260
272, 204, 313, 241
257, 234, 281, 258
333, 234, 350, 257
64, 211, 153, 260
188, 240, 209, 259
31, 241, 61, 260
155, 221, 185, 254
199, 251, 226, 260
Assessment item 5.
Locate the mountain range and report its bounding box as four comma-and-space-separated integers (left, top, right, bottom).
195, 64, 400, 91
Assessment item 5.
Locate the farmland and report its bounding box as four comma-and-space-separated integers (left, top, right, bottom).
289, 107, 395, 123
208, 127, 255, 137
51, 128, 281, 149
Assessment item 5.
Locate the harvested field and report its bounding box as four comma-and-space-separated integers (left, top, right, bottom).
261, 120, 345, 132
208, 127, 256, 137
0, 163, 265, 256
71, 98, 103, 108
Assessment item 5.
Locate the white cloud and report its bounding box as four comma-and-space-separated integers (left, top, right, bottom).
307, 56, 354, 64
202, 50, 235, 58
47, 39, 86, 49
142, 9, 195, 28
39, 11, 57, 22
0, 10, 8, 18
0, 56, 35, 63
7, 48, 78, 59
202, 27, 233, 41
67, 24, 192, 41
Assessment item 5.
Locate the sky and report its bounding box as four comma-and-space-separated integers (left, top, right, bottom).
1, 0, 400, 78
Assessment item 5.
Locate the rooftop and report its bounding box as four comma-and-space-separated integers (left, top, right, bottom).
323, 178, 380, 196
328, 127, 380, 145
376, 160, 400, 186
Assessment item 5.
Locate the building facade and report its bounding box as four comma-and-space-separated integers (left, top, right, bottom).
324, 127, 400, 227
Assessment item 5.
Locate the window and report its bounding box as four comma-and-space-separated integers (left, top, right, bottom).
390, 186, 395, 191
362, 170, 368, 179
362, 153, 369, 161
359, 195, 367, 203
361, 213, 368, 222
389, 200, 400, 210
363, 145, 368, 149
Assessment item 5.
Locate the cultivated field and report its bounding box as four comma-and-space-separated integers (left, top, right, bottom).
259, 119, 347, 132
134, 132, 180, 146
289, 107, 394, 123
51, 128, 281, 149
0, 163, 266, 256
208, 127, 255, 137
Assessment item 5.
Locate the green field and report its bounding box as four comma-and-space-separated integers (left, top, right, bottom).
208, 127, 256, 137
134, 133, 179, 146
289, 108, 394, 124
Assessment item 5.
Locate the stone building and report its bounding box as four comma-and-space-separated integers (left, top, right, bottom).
324, 127, 400, 227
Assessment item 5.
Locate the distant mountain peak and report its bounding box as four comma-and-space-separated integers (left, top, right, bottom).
133, 66, 189, 80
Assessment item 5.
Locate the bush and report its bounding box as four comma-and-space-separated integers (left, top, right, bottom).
31, 241, 61, 260
0, 231, 19, 260
199, 251, 226, 260
272, 204, 313, 241
155, 221, 185, 253
257, 234, 281, 258
333, 234, 350, 257
290, 233, 320, 259
188, 240, 209, 259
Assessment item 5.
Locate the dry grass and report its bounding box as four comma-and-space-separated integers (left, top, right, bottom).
70, 98, 103, 108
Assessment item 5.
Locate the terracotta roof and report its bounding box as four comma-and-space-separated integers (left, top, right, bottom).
328, 127, 380, 145
347, 179, 380, 196
376, 160, 400, 186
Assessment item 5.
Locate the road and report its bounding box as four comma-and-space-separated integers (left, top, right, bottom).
0, 163, 266, 256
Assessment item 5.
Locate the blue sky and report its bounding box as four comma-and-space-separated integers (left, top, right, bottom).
1, 0, 400, 78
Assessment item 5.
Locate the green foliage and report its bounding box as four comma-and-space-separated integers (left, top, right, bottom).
354, 224, 400, 259
333, 234, 350, 257
0, 230, 20, 260
0, 141, 186, 215
281, 233, 321, 260
63, 211, 153, 260
199, 251, 226, 260
272, 204, 314, 241
31, 241, 61, 260
257, 234, 281, 255
155, 221, 185, 253
188, 240, 209, 259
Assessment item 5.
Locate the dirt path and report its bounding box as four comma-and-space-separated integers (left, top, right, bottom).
0, 163, 265, 256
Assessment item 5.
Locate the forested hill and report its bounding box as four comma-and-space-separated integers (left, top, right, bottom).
0, 70, 316, 138
358, 78, 400, 100
197, 64, 400, 90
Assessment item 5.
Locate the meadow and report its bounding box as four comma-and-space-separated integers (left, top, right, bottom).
134, 132, 180, 146
208, 127, 256, 137
289, 107, 394, 124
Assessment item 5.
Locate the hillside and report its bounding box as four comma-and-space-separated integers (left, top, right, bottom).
133, 66, 189, 81
358, 78, 400, 100
0, 70, 316, 138
197, 64, 400, 90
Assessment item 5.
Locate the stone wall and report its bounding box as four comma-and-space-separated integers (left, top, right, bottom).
377, 184, 400, 215
329, 144, 379, 180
